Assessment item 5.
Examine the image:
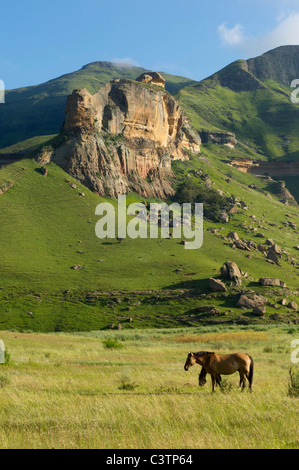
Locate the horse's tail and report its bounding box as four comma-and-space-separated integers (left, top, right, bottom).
247, 354, 254, 390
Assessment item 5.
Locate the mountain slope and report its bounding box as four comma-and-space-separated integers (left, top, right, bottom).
177, 50, 299, 161
0, 152, 298, 331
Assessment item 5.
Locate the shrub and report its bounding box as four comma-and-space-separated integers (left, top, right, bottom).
0, 373, 10, 388
219, 378, 234, 394
103, 339, 123, 349
175, 180, 227, 221
118, 372, 138, 390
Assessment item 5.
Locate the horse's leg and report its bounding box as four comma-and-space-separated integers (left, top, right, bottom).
216, 374, 221, 388
238, 370, 244, 388
240, 372, 246, 391
211, 375, 216, 393
198, 367, 207, 386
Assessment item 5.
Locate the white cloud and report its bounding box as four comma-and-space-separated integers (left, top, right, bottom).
111, 57, 140, 67
218, 22, 245, 46
218, 12, 299, 57
263, 12, 299, 48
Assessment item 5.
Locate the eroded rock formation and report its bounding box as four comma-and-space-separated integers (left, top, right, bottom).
199, 130, 237, 148
52, 77, 201, 198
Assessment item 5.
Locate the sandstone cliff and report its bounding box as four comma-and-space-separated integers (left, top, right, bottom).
52, 77, 201, 198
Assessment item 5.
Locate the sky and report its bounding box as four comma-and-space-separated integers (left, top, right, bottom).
1, 0, 299, 89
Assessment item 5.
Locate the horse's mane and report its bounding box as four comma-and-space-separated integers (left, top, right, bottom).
193, 351, 214, 357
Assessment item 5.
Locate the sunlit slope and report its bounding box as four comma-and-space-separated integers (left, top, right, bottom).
177, 59, 299, 160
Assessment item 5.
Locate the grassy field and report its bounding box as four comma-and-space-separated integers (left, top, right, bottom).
0, 324, 298, 449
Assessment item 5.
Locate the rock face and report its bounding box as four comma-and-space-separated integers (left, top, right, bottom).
199, 130, 237, 148
247, 46, 299, 88
52, 77, 201, 198
229, 158, 299, 180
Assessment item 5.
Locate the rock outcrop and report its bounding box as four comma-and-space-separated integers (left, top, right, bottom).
52, 76, 201, 198
229, 158, 299, 178
199, 130, 237, 148
135, 72, 166, 88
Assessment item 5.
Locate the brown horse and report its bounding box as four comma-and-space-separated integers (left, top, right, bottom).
184, 351, 254, 392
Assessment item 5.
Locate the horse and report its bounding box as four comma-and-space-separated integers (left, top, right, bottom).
184, 351, 254, 392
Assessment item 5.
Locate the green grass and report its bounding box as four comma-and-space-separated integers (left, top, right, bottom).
0, 325, 298, 448
0, 135, 58, 155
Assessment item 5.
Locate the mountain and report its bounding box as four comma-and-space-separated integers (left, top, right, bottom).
0, 47, 298, 332
0, 62, 195, 150
177, 47, 299, 163
247, 45, 299, 86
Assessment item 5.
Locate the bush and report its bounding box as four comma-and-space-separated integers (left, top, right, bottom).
0, 373, 10, 388
175, 180, 227, 221
219, 378, 234, 394
103, 339, 123, 349
118, 372, 138, 390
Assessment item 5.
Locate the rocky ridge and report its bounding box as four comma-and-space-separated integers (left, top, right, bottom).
50, 76, 201, 198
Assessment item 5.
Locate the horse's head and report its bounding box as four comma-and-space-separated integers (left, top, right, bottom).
184, 352, 196, 371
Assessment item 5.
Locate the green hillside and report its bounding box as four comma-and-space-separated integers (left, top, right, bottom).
176, 60, 299, 160
0, 152, 298, 332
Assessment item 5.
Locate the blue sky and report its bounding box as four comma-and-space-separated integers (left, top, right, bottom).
1, 0, 299, 89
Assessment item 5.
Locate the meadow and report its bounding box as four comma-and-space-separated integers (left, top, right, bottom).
0, 324, 298, 449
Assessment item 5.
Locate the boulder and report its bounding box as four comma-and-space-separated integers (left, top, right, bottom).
237, 293, 267, 309
259, 278, 286, 287
253, 306, 266, 316
266, 250, 280, 265
288, 301, 298, 311
196, 306, 221, 315
234, 239, 251, 251
208, 278, 226, 292
268, 244, 282, 256
221, 261, 242, 285
219, 211, 229, 223
135, 71, 166, 88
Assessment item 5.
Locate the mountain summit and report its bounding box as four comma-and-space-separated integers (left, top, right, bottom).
247, 45, 299, 87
